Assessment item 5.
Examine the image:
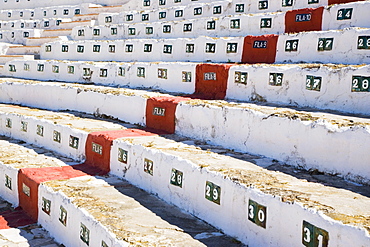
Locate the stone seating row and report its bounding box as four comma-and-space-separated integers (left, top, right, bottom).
0, 0, 124, 10
0, 3, 124, 23
0, 18, 95, 31
0, 29, 68, 46
0, 0, 363, 28
29, 28, 370, 64
0, 54, 33, 64
0, 118, 238, 247
0, 4, 86, 20
101, 0, 366, 27
1, 1, 366, 47
0, 78, 369, 186
119, 0, 363, 13
73, 1, 370, 41
0, 103, 368, 246
3, 45, 40, 56
4, 60, 370, 116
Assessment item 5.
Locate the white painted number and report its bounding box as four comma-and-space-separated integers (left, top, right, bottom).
318, 40, 324, 48
363, 79, 369, 89
292, 41, 297, 50
212, 188, 218, 201
258, 209, 265, 222
359, 38, 364, 47
303, 227, 311, 243
248, 199, 267, 228
205, 181, 220, 204
177, 174, 182, 185
171, 172, 176, 182
277, 75, 282, 84
248, 204, 254, 219
306, 78, 311, 88
286, 42, 290, 50
206, 184, 211, 197
353, 78, 359, 88
326, 39, 332, 48
313, 78, 320, 88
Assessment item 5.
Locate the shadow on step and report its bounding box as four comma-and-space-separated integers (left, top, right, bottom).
162, 134, 370, 198
0, 208, 36, 229
109, 179, 245, 247
265, 163, 370, 198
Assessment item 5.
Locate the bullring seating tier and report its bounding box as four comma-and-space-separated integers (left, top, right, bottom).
0, 0, 126, 10
0, 0, 369, 246
74, 1, 370, 42
0, 77, 369, 185
0, 136, 242, 246
29, 28, 370, 64
94, 1, 370, 30
0, 103, 368, 246
3, 61, 370, 116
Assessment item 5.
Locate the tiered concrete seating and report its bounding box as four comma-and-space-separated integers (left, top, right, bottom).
0, 103, 369, 246
71, 1, 370, 42
0, 0, 369, 246
0, 111, 241, 246
1, 77, 370, 185
0, 3, 115, 46
3, 45, 40, 57
0, 0, 125, 9
29, 27, 369, 64
4, 61, 370, 117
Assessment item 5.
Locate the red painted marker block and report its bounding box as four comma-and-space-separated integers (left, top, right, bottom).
328, 0, 364, 4
241, 35, 278, 64
194, 63, 233, 100
285, 7, 324, 33
83, 129, 157, 174
146, 96, 190, 134
17, 166, 87, 221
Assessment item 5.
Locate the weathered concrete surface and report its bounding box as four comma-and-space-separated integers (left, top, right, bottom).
0, 104, 128, 133
0, 137, 73, 169
0, 136, 243, 246
166, 134, 370, 197
120, 134, 370, 234
0, 198, 62, 247
46, 176, 244, 247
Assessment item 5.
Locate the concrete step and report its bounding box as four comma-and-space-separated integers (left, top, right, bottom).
0, 55, 33, 65
0, 79, 370, 185
0, 19, 72, 30
57, 20, 94, 30
73, 1, 370, 40
41, 27, 370, 64
25, 36, 69, 47
0, 198, 61, 246
0, 135, 243, 247
0, 105, 368, 246
3, 60, 370, 117
72, 13, 99, 22
41, 29, 73, 38
87, 4, 124, 14
5, 45, 40, 57
118, 0, 364, 17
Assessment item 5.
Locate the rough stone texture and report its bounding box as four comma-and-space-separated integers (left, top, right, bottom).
0, 104, 128, 133
0, 135, 243, 246
46, 176, 244, 247
0, 198, 62, 247
0, 137, 71, 169
121, 134, 370, 234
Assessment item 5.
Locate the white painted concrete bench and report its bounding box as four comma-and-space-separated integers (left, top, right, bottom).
0, 79, 369, 185
0, 103, 368, 246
